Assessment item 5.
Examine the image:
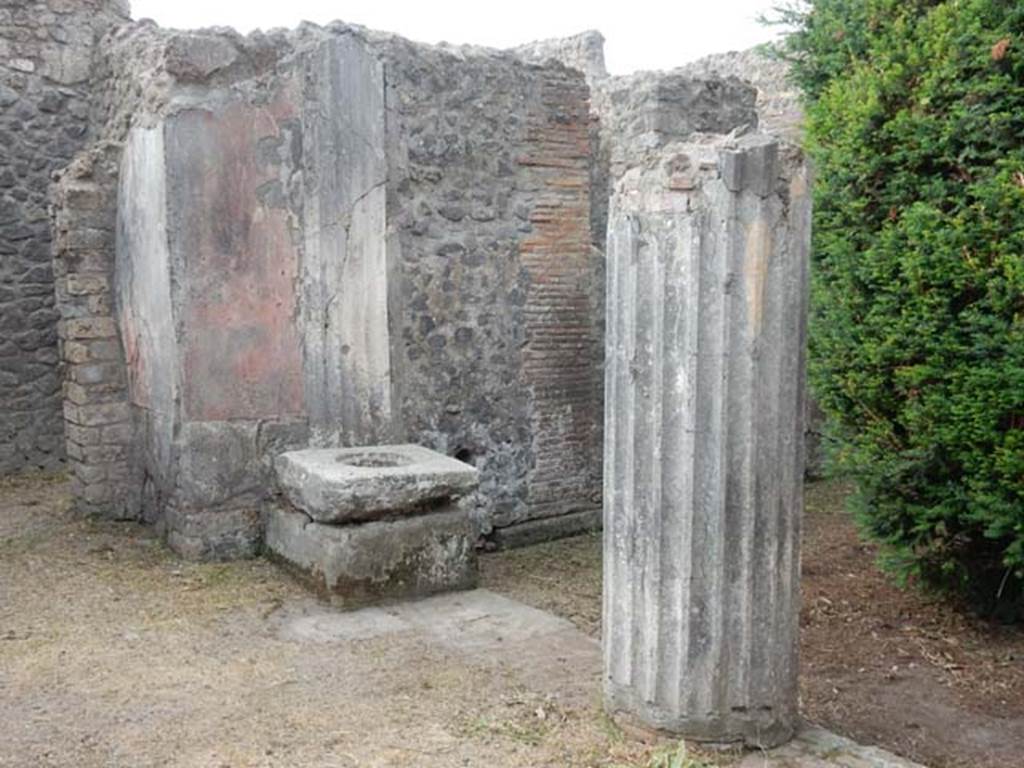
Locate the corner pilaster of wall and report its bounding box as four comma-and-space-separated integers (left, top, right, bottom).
52, 142, 139, 519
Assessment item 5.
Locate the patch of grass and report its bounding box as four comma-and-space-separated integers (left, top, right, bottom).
459, 713, 551, 747
596, 707, 627, 744
0, 470, 67, 491
0, 530, 49, 557
611, 742, 720, 768
455, 689, 571, 748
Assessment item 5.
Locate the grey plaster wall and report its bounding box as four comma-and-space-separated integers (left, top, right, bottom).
0, 0, 129, 475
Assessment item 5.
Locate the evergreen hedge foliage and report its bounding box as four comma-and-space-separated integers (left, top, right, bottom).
779, 0, 1024, 617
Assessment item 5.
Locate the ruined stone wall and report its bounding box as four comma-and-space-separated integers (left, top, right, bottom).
380, 37, 602, 540
513, 30, 607, 83
513, 36, 824, 477
71, 23, 603, 557
0, 0, 129, 475
675, 46, 802, 140
41, 14, 811, 555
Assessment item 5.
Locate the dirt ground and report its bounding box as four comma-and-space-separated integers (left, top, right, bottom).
0, 473, 722, 768
482, 481, 1024, 768
2, 475, 1022, 768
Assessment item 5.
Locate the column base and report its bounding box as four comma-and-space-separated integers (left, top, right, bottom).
605, 686, 797, 750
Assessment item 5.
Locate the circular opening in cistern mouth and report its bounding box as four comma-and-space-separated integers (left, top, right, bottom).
335, 451, 414, 468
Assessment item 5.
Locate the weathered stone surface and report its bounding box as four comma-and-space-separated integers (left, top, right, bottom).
94, 22, 603, 553
513, 30, 607, 83
603, 133, 811, 747
52, 143, 139, 519
0, 0, 127, 476
176, 421, 262, 507
164, 33, 239, 81
736, 725, 929, 768
163, 505, 262, 561
275, 444, 479, 524
587, 70, 757, 254
301, 35, 392, 445
597, 74, 758, 150
490, 508, 600, 550
674, 45, 803, 141
264, 503, 477, 607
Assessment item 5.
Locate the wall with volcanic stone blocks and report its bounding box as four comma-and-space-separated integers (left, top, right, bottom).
59, 22, 606, 557
0, 0, 129, 475
377, 38, 603, 542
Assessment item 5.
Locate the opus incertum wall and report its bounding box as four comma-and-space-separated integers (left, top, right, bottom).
95, 25, 603, 558
0, 0, 128, 474
38, 10, 809, 663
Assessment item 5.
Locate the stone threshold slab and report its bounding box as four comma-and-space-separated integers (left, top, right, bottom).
272, 589, 927, 768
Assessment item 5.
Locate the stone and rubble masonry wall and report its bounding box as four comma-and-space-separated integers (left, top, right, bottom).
514, 30, 608, 83
381, 36, 603, 542
515, 34, 824, 477
675, 46, 802, 140
41, 13, 802, 554
83, 22, 603, 557
0, 0, 129, 475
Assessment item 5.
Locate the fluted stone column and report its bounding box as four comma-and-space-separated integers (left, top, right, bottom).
603, 134, 811, 748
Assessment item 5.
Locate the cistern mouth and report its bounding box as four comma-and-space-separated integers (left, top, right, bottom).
335, 451, 415, 469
